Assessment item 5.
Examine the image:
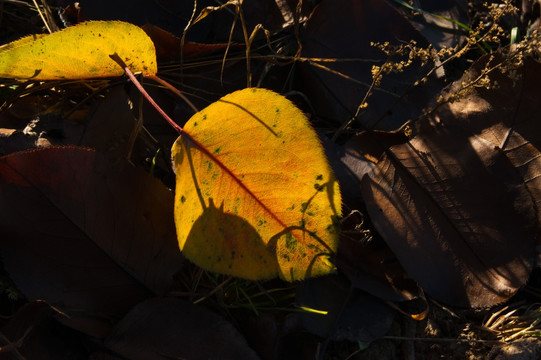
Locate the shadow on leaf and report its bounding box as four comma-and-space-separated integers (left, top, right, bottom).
183, 198, 280, 279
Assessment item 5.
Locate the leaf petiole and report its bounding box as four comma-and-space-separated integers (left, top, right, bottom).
109, 53, 184, 134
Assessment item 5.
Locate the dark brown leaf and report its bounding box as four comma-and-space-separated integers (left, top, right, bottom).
321, 135, 375, 209
80, 86, 139, 161
299, 0, 440, 130
337, 233, 420, 302
0, 147, 184, 336
361, 106, 536, 307
433, 55, 541, 245
104, 297, 261, 360
322, 133, 421, 302
295, 275, 395, 342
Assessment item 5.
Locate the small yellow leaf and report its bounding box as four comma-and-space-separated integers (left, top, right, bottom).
0, 21, 156, 80
172, 88, 341, 282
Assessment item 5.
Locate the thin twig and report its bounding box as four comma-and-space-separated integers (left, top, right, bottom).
31, 0, 51, 33
40, 0, 59, 32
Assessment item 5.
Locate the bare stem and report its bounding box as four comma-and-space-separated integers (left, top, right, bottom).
109, 53, 183, 134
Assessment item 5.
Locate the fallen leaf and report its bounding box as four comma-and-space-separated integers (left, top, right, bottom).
323, 131, 409, 209
299, 0, 440, 130
82, 85, 175, 177
0, 21, 156, 80
104, 297, 261, 360
142, 23, 244, 62
322, 133, 421, 303
80, 85, 139, 161
321, 136, 375, 210
434, 55, 541, 243
295, 275, 395, 342
0, 147, 183, 336
337, 232, 420, 303
172, 88, 341, 281
361, 101, 537, 307
234, 310, 323, 360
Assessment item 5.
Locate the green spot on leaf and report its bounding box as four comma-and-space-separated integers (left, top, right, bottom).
285, 233, 297, 250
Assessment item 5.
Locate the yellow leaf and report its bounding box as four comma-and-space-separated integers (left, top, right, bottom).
0, 21, 156, 80
171, 88, 341, 281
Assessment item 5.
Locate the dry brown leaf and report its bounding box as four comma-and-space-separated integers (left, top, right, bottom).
361, 95, 537, 306
433, 55, 541, 242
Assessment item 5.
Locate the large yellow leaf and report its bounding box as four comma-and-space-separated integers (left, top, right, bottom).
0, 21, 156, 80
172, 88, 341, 281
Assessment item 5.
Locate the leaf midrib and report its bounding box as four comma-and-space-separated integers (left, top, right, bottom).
183, 131, 307, 245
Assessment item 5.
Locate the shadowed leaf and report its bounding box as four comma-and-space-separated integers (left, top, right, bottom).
296, 275, 395, 342
361, 79, 537, 306
0, 147, 183, 336
104, 297, 260, 360
142, 23, 243, 61
321, 135, 375, 210
299, 0, 439, 130
434, 55, 541, 244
